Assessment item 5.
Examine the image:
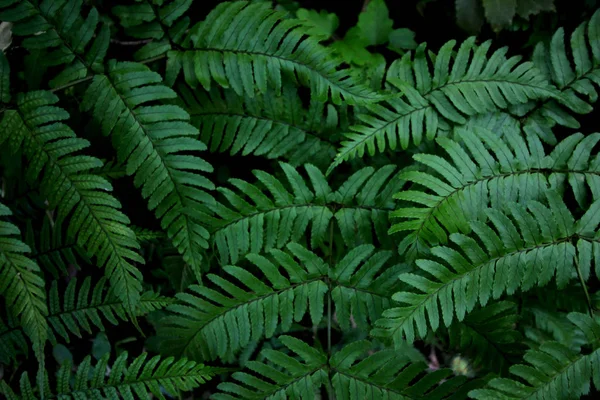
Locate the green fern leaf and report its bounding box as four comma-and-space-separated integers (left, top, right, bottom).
47, 277, 172, 344
82, 60, 215, 283
330, 340, 483, 399
390, 128, 600, 258
0, 276, 171, 359
24, 216, 89, 278
214, 336, 483, 399
214, 335, 328, 399
113, 0, 191, 62
168, 1, 383, 105
329, 37, 557, 172
470, 313, 600, 399
208, 162, 402, 265
0, 90, 144, 314
0, 351, 215, 399
0, 202, 48, 358
179, 84, 338, 167
520, 9, 600, 144
157, 243, 399, 361
0, 0, 109, 88
373, 193, 600, 345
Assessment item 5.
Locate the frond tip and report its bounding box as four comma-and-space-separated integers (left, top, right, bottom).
0, 351, 215, 400
0, 202, 48, 358
169, 1, 384, 105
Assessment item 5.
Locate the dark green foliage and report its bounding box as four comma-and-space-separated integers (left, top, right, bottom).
1, 0, 600, 399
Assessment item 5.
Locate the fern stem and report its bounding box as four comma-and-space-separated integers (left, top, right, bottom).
574, 257, 594, 317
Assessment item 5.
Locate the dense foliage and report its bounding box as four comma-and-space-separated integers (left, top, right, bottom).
1, 0, 600, 398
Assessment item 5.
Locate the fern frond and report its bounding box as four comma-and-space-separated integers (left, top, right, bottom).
82, 60, 215, 282
329, 37, 557, 171
0, 0, 109, 88
448, 301, 524, 374
113, 0, 191, 61
168, 1, 382, 105
0, 91, 144, 314
330, 340, 483, 399
157, 243, 399, 361
0, 202, 48, 357
47, 277, 172, 344
179, 84, 338, 167
0, 277, 171, 358
25, 216, 89, 278
519, 9, 600, 144
391, 127, 600, 258
0, 314, 27, 364
214, 335, 328, 399
0, 351, 215, 400
208, 162, 402, 265
373, 193, 600, 345
214, 336, 482, 399
470, 312, 600, 399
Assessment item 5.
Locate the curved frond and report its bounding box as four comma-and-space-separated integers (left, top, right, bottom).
470, 313, 600, 400
113, 0, 191, 61
0, 202, 47, 357
214, 335, 328, 399
520, 9, 600, 144
25, 216, 89, 278
0, 91, 144, 314
46, 277, 172, 344
168, 1, 383, 105
373, 193, 600, 345
0, 276, 171, 359
329, 37, 556, 171
208, 162, 402, 265
157, 243, 398, 361
179, 84, 338, 167
214, 336, 483, 399
330, 340, 483, 399
0, 0, 109, 88
390, 128, 600, 258
0, 351, 215, 400
82, 60, 215, 282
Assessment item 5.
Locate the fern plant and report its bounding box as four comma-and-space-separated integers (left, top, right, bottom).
1, 0, 600, 399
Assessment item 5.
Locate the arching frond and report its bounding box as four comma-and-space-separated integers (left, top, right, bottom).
47, 277, 172, 344
0, 351, 215, 400
214, 336, 483, 399
208, 162, 402, 265
470, 313, 600, 400
0, 0, 109, 88
330, 340, 483, 399
157, 243, 399, 361
82, 60, 215, 282
0, 203, 47, 357
214, 335, 328, 399
373, 193, 600, 346
390, 128, 600, 258
25, 216, 89, 279
0, 91, 144, 314
520, 9, 600, 144
329, 37, 556, 171
0, 277, 171, 359
178, 84, 338, 168
168, 1, 383, 105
